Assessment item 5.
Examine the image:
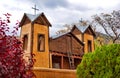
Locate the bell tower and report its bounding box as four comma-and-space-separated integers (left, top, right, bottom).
19, 13, 52, 68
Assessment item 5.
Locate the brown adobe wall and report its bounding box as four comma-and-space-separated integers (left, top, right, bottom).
84, 33, 94, 53
33, 24, 50, 68
33, 67, 76, 78
20, 23, 32, 54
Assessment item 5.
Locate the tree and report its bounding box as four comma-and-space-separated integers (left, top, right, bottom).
77, 44, 120, 78
56, 20, 89, 35
0, 13, 35, 78
92, 10, 120, 43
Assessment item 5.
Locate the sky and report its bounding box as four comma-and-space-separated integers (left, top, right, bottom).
0, 0, 120, 36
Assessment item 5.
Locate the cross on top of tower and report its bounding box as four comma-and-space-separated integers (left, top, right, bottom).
32, 5, 39, 15
80, 18, 83, 22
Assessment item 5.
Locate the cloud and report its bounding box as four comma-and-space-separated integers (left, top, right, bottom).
44, 0, 69, 8
1, 0, 120, 36
28, 0, 69, 11
3, 4, 23, 11
72, 5, 92, 12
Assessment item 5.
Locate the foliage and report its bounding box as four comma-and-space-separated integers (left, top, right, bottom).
0, 13, 35, 78
77, 44, 120, 78
92, 10, 120, 43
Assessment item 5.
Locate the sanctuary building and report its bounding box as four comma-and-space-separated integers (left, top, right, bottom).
19, 12, 95, 69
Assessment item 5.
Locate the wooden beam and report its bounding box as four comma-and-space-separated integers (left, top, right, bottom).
61, 56, 63, 69
39, 15, 48, 26
50, 52, 82, 59
51, 52, 66, 56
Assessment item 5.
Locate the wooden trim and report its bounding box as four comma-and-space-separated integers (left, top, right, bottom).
19, 13, 31, 27
61, 56, 63, 69
50, 52, 82, 59
52, 32, 71, 40
48, 26, 51, 68
71, 36, 73, 55
71, 25, 82, 34
82, 33, 85, 52
70, 32, 84, 45
39, 15, 48, 26
41, 13, 52, 26
30, 22, 34, 59
84, 25, 96, 37
88, 40, 92, 52
19, 13, 26, 27
23, 34, 28, 50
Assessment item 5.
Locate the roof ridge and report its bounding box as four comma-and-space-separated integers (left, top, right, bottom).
51, 31, 71, 39
75, 25, 89, 33
25, 13, 42, 22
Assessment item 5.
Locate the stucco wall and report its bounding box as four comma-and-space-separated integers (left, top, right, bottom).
20, 23, 32, 54
20, 23, 32, 63
84, 33, 94, 53
33, 67, 76, 78
33, 24, 50, 68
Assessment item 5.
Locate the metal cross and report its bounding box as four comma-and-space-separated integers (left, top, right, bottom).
80, 18, 83, 22
32, 5, 39, 15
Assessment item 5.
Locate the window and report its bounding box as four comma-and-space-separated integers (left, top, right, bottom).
52, 56, 61, 69
23, 35, 28, 50
38, 34, 45, 52
88, 40, 92, 52
53, 63, 60, 69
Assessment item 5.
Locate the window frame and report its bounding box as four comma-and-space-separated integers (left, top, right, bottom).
88, 40, 92, 52
23, 34, 28, 50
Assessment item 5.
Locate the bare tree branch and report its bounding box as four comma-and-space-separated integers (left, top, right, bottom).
92, 10, 120, 43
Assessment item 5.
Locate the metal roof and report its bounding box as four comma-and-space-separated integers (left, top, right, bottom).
51, 25, 90, 39
19, 12, 52, 27
51, 32, 70, 39
75, 25, 89, 33
25, 13, 41, 22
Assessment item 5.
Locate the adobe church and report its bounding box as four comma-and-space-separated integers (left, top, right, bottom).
19, 12, 95, 69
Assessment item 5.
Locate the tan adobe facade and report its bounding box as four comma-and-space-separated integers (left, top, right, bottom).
19, 12, 95, 69
20, 13, 51, 68
71, 25, 95, 53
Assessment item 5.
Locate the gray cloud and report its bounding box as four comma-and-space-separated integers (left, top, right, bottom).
1, 0, 120, 36
44, 0, 69, 8
31, 0, 69, 9
69, 4, 92, 12
3, 4, 23, 11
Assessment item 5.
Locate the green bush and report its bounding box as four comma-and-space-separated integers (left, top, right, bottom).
77, 44, 120, 78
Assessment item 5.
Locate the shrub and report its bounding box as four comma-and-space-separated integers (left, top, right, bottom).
77, 44, 120, 78
0, 13, 35, 78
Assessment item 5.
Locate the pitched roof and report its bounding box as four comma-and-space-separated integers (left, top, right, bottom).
19, 12, 52, 27
51, 32, 84, 45
75, 25, 89, 33
25, 13, 41, 22
52, 24, 96, 39
51, 32, 70, 39
72, 24, 96, 36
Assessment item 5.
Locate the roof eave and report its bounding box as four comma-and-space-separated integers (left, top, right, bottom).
19, 13, 32, 27
52, 32, 71, 40
41, 12, 52, 27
